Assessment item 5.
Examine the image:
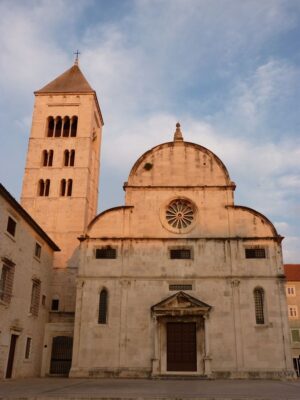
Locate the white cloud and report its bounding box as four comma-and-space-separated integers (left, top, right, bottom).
0, 1, 88, 94
222, 60, 300, 132
277, 175, 300, 190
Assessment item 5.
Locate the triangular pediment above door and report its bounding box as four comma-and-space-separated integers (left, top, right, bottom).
151, 291, 212, 317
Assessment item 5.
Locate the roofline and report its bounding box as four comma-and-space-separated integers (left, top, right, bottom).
87, 206, 134, 231
0, 183, 60, 251
34, 91, 104, 126
226, 205, 281, 240
128, 141, 231, 184
284, 264, 300, 267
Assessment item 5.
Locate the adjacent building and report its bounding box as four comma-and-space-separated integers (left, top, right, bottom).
0, 184, 59, 379
284, 264, 300, 376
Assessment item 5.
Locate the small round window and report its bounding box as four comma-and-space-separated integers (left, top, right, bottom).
166, 199, 194, 229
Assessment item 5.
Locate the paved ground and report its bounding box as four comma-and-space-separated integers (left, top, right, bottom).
1, 378, 300, 400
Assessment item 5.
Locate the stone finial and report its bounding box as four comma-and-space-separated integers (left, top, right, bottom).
173, 122, 184, 141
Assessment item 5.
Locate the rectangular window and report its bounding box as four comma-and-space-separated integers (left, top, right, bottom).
245, 248, 266, 259
288, 305, 298, 319
29, 279, 41, 316
25, 337, 32, 359
0, 261, 15, 304
35, 243, 41, 259
170, 249, 191, 259
286, 286, 296, 297
95, 248, 117, 259
291, 329, 300, 342
6, 217, 16, 237
169, 284, 193, 291
51, 299, 59, 311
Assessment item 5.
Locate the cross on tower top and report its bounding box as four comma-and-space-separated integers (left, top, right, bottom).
74, 50, 80, 65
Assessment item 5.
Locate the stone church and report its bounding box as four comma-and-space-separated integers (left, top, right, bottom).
3, 60, 294, 378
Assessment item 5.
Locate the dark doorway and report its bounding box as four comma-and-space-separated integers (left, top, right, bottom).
50, 336, 73, 375
167, 322, 197, 371
6, 334, 18, 378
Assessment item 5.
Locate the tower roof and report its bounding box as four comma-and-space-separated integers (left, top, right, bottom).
35, 64, 94, 94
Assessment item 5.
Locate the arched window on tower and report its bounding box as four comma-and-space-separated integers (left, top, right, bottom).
67, 179, 73, 196
70, 150, 75, 166
60, 179, 66, 196
63, 117, 70, 137
42, 150, 48, 166
64, 150, 75, 167
38, 179, 50, 196
48, 150, 53, 166
42, 150, 53, 167
38, 179, 45, 196
70, 116, 78, 137
254, 287, 265, 325
47, 117, 54, 137
45, 179, 50, 196
55, 117, 62, 137
64, 150, 70, 167
98, 289, 108, 324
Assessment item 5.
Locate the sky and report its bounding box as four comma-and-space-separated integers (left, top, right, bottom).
0, 0, 299, 262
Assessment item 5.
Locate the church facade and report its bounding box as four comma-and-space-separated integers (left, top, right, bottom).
69, 124, 293, 379
1, 61, 295, 379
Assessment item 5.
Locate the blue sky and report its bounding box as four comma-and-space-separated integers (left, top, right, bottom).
0, 0, 299, 262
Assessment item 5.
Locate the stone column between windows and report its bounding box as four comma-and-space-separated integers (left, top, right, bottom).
231, 279, 244, 370
119, 279, 130, 369
203, 314, 212, 376
151, 315, 160, 376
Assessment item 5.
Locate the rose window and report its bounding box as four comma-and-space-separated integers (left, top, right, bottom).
166, 199, 194, 229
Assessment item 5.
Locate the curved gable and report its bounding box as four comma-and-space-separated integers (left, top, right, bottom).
227, 205, 281, 239
87, 206, 134, 237
127, 141, 232, 187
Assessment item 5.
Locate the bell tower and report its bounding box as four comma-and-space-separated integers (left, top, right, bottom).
21, 59, 103, 312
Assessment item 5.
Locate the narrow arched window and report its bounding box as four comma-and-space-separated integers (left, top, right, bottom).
64, 150, 69, 167
70, 116, 78, 137
254, 287, 265, 324
47, 117, 54, 137
67, 179, 73, 196
45, 179, 50, 196
70, 150, 75, 166
98, 289, 108, 324
42, 150, 53, 166
60, 179, 66, 196
55, 117, 62, 137
42, 150, 48, 166
38, 179, 44, 196
63, 117, 70, 137
48, 150, 53, 166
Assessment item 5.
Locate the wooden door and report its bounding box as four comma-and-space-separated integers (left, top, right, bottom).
167, 322, 197, 371
6, 334, 18, 378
